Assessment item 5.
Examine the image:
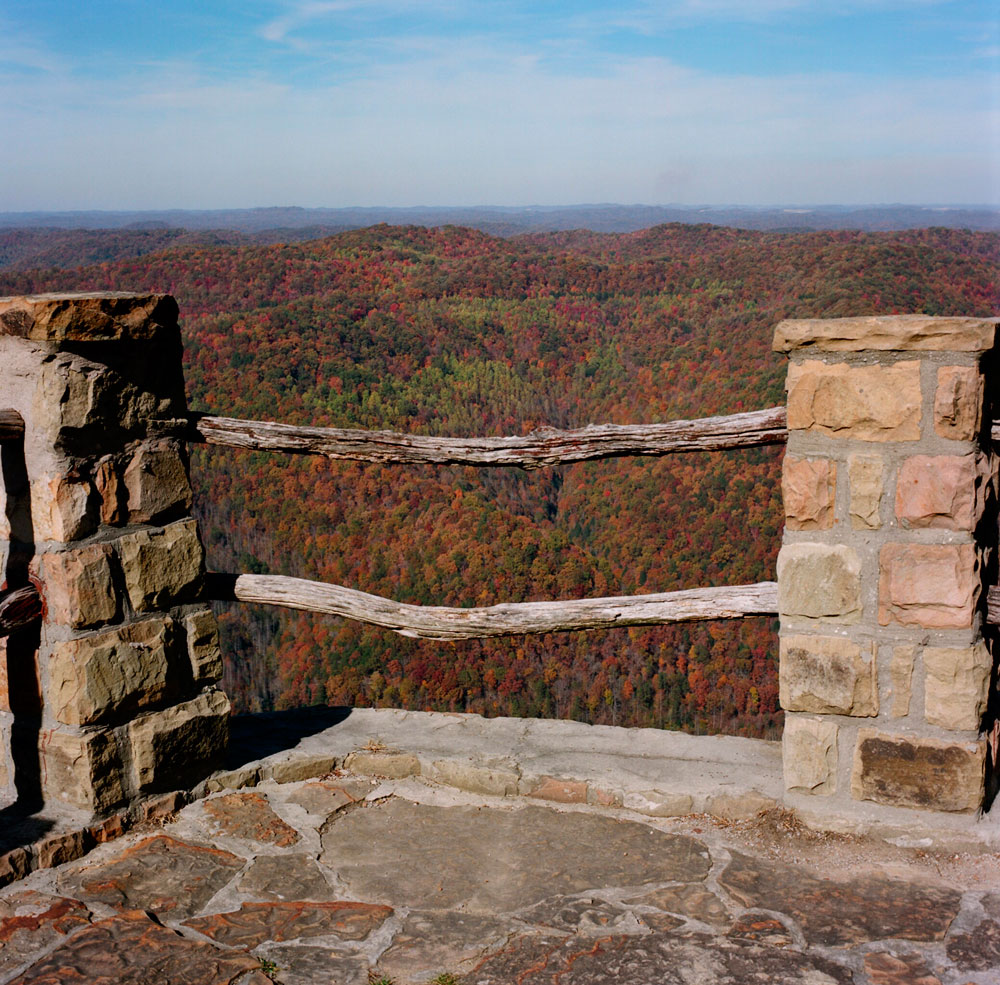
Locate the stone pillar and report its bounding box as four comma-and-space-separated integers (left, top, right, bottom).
774, 315, 997, 818
0, 293, 229, 816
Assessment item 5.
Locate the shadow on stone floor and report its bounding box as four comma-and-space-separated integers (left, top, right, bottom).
226, 706, 352, 770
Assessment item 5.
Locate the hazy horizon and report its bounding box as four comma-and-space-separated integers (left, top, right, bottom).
4, 1, 998, 212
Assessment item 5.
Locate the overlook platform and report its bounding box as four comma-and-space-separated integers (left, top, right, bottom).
1, 710, 999, 983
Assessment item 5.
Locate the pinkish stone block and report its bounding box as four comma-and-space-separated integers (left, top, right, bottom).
782, 457, 836, 530
878, 543, 978, 629
895, 454, 981, 530
934, 365, 983, 441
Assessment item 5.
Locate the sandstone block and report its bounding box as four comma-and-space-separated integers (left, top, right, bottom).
851, 729, 986, 813
895, 454, 982, 530
29, 473, 94, 543
117, 518, 204, 611
40, 726, 126, 812
786, 359, 921, 441
781, 457, 836, 530
94, 458, 124, 525
889, 645, 915, 718
0, 722, 9, 791
773, 315, 997, 352
934, 365, 984, 440
777, 543, 862, 622
36, 543, 118, 629
430, 758, 519, 797
344, 750, 421, 779
707, 791, 777, 819
878, 543, 978, 629
183, 609, 223, 684
47, 618, 178, 726
525, 776, 588, 803
123, 439, 192, 523
32, 830, 90, 869
622, 790, 695, 817
782, 716, 838, 795
266, 754, 338, 784
779, 634, 878, 716
848, 455, 884, 530
34, 354, 161, 443
923, 642, 992, 731
128, 689, 230, 793
0, 293, 179, 343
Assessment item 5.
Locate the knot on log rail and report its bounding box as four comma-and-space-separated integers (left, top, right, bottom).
0, 585, 42, 638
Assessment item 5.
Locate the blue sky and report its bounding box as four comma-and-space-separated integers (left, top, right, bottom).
2, 0, 997, 209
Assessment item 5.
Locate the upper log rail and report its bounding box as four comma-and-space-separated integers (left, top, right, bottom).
189, 408, 1000, 467
189, 407, 789, 468
0, 585, 42, 639
987, 585, 1000, 626
206, 573, 778, 640
0, 409, 25, 443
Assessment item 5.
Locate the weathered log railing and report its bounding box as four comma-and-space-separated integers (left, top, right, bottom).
188, 406, 789, 468
191, 406, 789, 631
0, 409, 24, 443
208, 574, 778, 640
0, 586, 42, 640
5, 402, 1000, 639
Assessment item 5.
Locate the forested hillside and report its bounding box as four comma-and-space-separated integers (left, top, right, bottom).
2, 224, 996, 737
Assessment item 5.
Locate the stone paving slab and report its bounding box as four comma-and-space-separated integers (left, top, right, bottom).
0, 772, 997, 985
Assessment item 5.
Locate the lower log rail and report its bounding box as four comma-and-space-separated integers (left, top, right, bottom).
0, 585, 42, 638
206, 573, 778, 640
0, 409, 25, 443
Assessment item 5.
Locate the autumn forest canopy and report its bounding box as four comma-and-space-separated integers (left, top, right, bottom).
2, 222, 997, 738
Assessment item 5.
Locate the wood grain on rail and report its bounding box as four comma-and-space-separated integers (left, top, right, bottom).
207, 573, 778, 640
189, 407, 789, 468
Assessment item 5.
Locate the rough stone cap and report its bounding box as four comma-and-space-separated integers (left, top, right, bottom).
773, 315, 998, 353
0, 292, 179, 343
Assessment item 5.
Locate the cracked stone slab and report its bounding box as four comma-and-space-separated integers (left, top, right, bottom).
284, 779, 373, 817
0, 891, 92, 977
467, 931, 853, 984
863, 950, 943, 985
375, 909, 518, 982
945, 918, 1000, 972
255, 945, 368, 985
6, 909, 261, 985
718, 851, 962, 945
182, 901, 393, 947
625, 884, 731, 929
320, 801, 711, 912
516, 895, 650, 936
58, 836, 245, 920
202, 792, 301, 847
238, 855, 334, 902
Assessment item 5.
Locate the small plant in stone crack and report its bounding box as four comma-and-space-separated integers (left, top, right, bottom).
431, 975, 460, 985
258, 956, 280, 978
367, 973, 396, 985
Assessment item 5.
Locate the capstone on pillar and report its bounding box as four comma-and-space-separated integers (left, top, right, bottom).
0, 293, 228, 816
774, 314, 998, 817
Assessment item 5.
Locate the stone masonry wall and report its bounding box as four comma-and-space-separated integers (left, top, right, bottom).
774, 315, 998, 816
0, 293, 229, 816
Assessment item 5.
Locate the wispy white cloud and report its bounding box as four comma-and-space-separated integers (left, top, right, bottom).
0, 32, 994, 209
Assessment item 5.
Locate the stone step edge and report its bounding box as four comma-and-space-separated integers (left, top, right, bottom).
6, 735, 996, 889
0, 742, 779, 891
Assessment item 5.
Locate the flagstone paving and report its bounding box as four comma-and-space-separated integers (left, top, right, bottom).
0, 771, 997, 984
